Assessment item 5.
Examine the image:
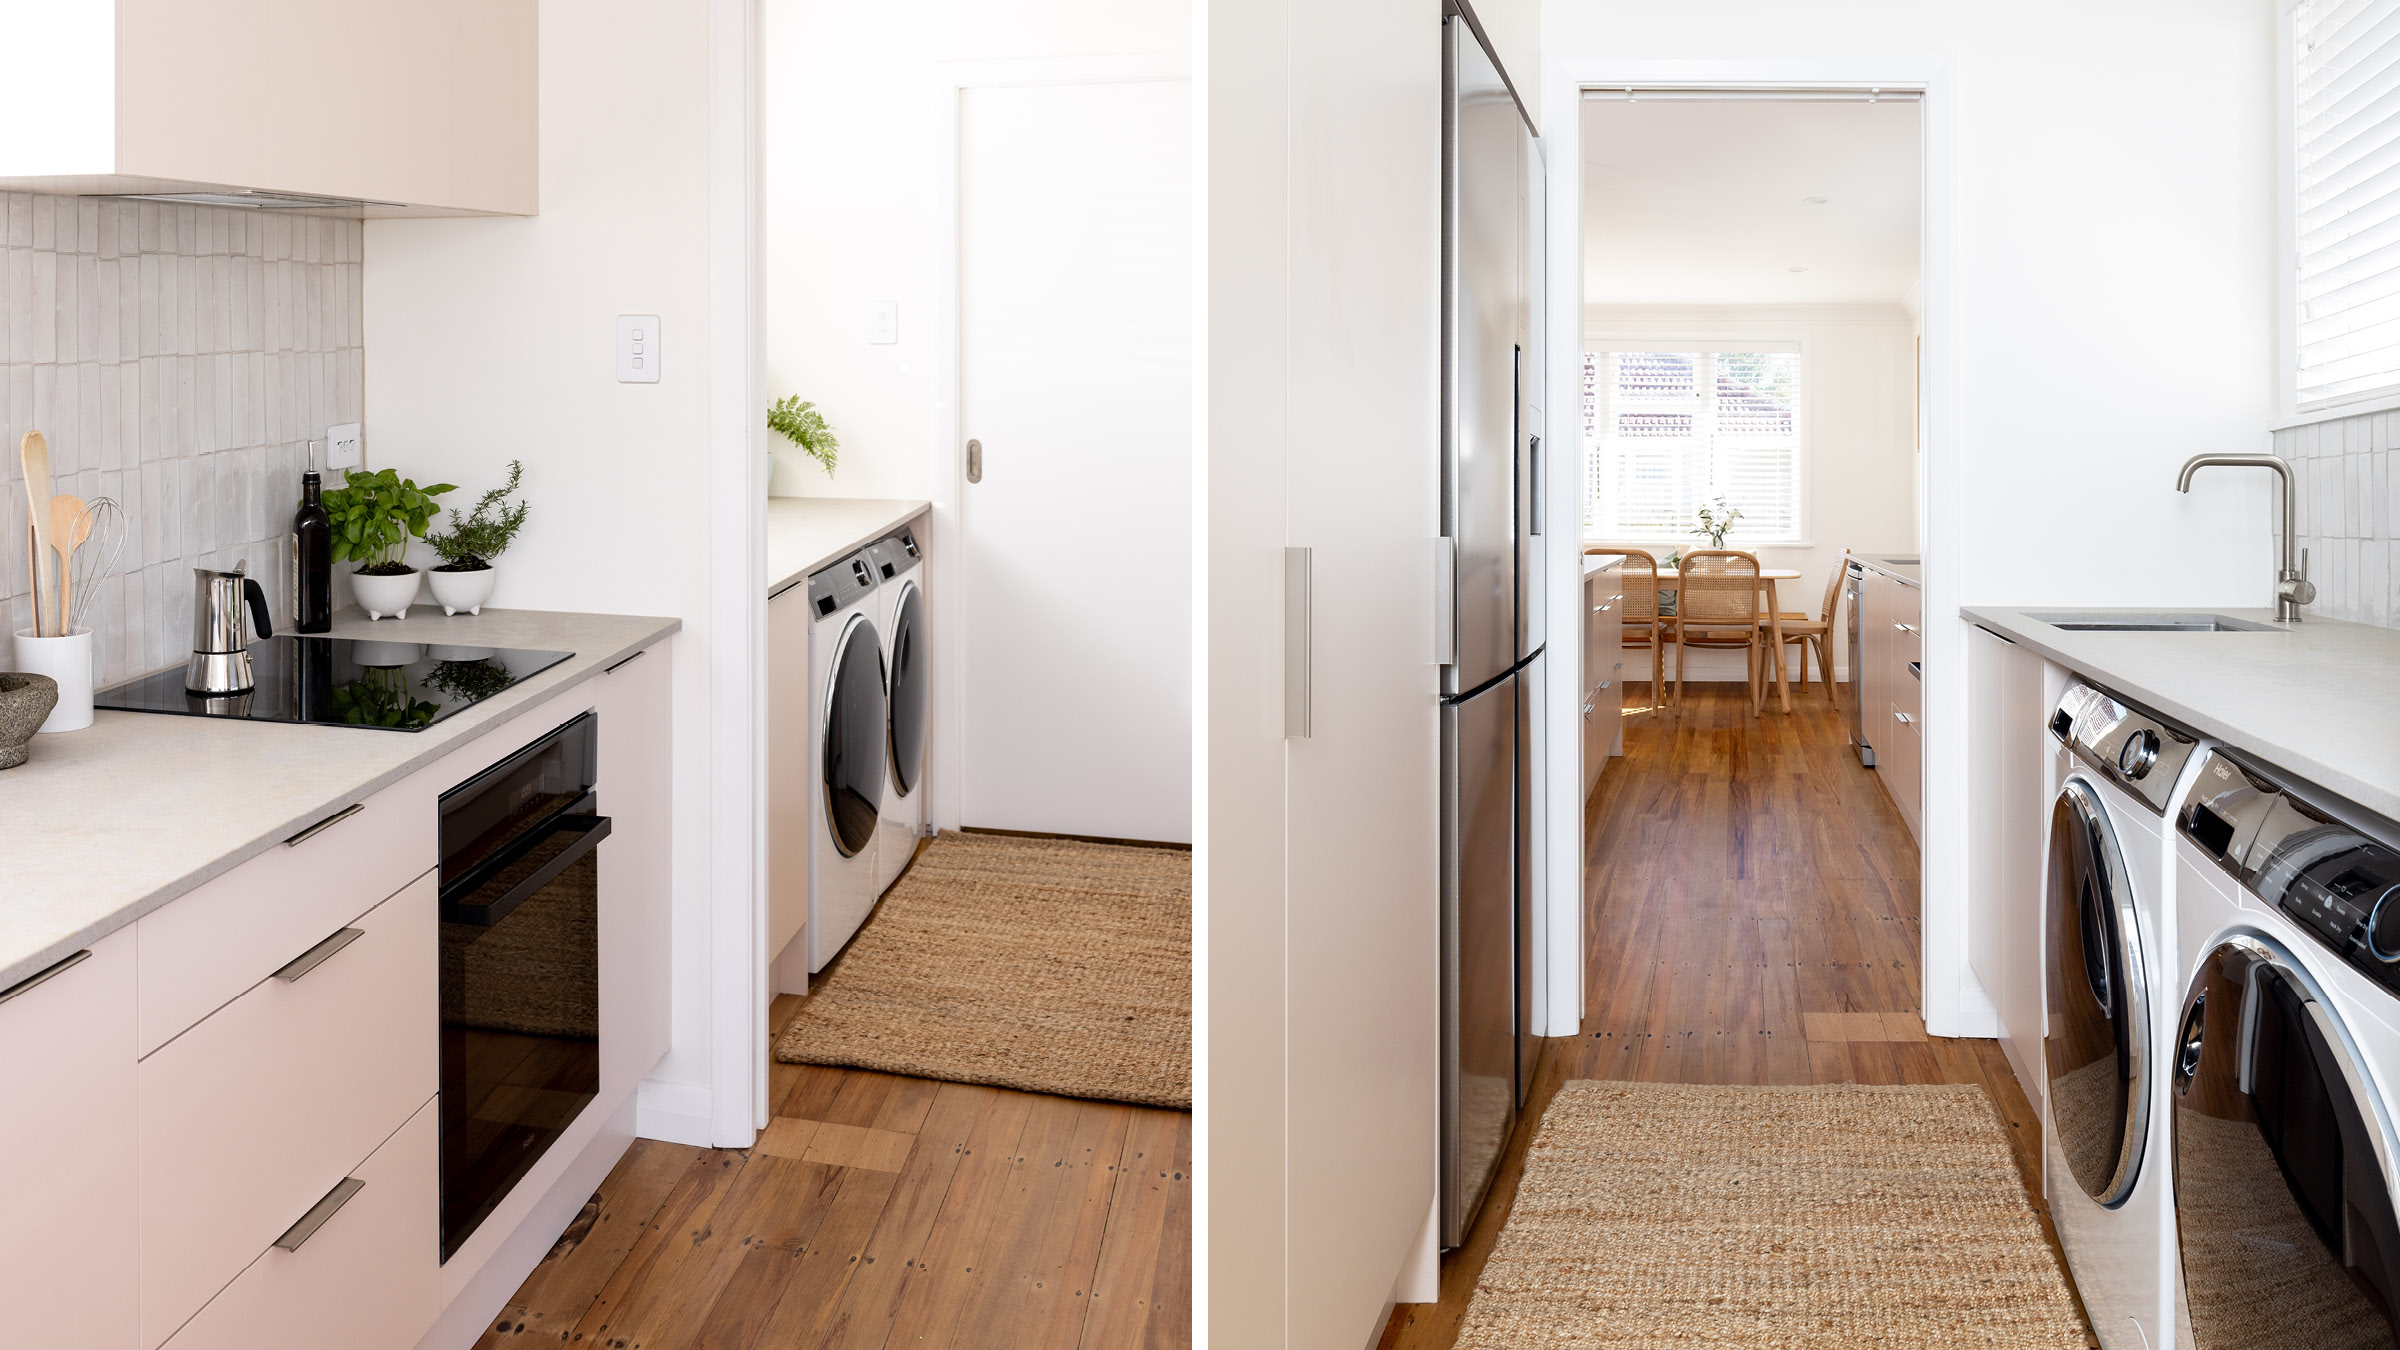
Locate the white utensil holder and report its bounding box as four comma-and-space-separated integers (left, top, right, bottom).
13, 628, 94, 733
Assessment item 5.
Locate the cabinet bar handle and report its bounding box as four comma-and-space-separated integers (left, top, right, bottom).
604, 648, 648, 674
1895, 711, 1915, 726
274, 928, 363, 983
1893, 622, 1917, 634
0, 949, 90, 1007
1285, 546, 1312, 739
274, 1177, 365, 1252
284, 803, 363, 847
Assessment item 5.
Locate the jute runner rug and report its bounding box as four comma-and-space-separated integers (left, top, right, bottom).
1456, 1080, 2091, 1348
773, 830, 1190, 1110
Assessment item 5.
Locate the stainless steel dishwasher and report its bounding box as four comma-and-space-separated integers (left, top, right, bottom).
1846, 559, 1873, 766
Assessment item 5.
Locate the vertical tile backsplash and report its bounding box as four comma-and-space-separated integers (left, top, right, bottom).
0, 192, 361, 687
2270, 410, 2400, 629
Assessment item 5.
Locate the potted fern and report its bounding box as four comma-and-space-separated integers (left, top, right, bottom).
323, 467, 455, 620
767, 396, 839, 494
424, 461, 529, 616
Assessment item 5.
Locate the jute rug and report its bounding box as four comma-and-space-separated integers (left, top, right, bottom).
773, 831, 1190, 1110
1456, 1080, 2092, 1348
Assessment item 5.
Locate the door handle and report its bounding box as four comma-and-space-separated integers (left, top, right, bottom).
965, 438, 982, 484
1528, 434, 1543, 536
1433, 537, 1457, 666
1285, 547, 1312, 739
1893, 622, 1917, 634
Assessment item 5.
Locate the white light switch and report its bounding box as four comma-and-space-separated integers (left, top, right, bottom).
617, 315, 661, 383
869, 301, 898, 345
325, 423, 362, 471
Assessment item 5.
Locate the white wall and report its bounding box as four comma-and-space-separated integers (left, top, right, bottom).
362, 0, 736, 1144
758, 0, 1188, 503
1584, 303, 1917, 680
1207, 0, 1536, 1344
1541, 0, 2277, 1039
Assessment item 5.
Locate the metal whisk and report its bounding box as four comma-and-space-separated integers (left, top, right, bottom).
62, 496, 128, 636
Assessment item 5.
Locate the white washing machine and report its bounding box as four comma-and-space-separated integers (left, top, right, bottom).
806, 549, 886, 972
2044, 680, 2202, 1350
866, 527, 927, 894
2169, 746, 2400, 1349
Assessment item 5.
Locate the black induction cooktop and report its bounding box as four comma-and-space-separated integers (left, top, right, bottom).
96, 635, 573, 732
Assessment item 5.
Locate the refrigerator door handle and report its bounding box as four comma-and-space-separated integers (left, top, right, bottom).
1285, 546, 1312, 738
1434, 536, 1458, 666
1528, 434, 1542, 536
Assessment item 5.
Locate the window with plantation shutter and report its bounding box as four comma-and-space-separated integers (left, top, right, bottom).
1581, 344, 1803, 543
2294, 0, 2400, 409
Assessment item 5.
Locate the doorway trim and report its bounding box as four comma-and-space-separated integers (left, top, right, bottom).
1541, 56, 1990, 1040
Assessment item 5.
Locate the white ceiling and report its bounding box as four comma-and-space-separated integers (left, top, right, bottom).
1580, 97, 1921, 307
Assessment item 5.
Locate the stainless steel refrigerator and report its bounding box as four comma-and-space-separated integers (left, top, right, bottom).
1440, 0, 1542, 1249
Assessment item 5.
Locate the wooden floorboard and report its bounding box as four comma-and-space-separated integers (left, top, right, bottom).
1376, 680, 2094, 1350
473, 1001, 1191, 1349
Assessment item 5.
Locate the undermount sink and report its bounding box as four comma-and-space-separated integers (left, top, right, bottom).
2026, 612, 2284, 633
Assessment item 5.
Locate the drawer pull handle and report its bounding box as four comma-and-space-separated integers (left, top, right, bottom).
604, 647, 648, 674
275, 1177, 365, 1252
274, 928, 363, 983
1895, 711, 1915, 726
0, 949, 90, 1007
1893, 622, 1917, 634
284, 803, 364, 848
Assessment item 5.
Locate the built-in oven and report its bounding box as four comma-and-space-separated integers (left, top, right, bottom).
436, 710, 610, 1260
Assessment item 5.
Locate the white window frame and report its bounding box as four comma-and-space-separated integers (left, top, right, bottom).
1579, 335, 1813, 548
2275, 0, 2400, 427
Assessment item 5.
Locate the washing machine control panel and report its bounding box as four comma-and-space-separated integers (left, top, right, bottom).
2053, 680, 2197, 814
2181, 748, 2400, 990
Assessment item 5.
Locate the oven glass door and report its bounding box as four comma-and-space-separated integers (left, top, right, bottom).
438, 714, 608, 1261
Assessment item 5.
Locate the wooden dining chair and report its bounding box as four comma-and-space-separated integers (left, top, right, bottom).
1761, 555, 1847, 703
1674, 549, 1766, 714
1597, 547, 1669, 695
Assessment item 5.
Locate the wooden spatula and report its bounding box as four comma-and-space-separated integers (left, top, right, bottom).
19, 431, 52, 637
49, 495, 89, 638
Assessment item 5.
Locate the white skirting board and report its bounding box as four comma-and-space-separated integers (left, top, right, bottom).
635, 1076, 718, 1149
1650, 647, 1845, 684
415, 1094, 636, 1350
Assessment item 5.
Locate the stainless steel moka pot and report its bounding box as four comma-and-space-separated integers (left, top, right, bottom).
185, 562, 275, 695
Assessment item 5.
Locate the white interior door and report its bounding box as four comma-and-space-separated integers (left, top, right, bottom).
959, 78, 1192, 844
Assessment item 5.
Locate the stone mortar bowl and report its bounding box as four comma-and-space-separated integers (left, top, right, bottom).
0, 672, 60, 768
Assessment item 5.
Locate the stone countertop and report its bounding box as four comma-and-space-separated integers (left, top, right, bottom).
767, 497, 931, 598
1583, 552, 1625, 577
1964, 605, 2400, 823
0, 606, 678, 991
1856, 555, 1920, 587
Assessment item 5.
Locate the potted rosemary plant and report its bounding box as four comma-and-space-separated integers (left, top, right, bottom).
322, 467, 455, 620
424, 461, 529, 616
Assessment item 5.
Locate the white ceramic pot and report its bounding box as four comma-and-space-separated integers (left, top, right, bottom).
427, 566, 497, 616
13, 628, 94, 733
351, 568, 422, 621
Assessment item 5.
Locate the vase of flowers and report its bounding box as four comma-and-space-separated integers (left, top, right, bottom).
1692, 497, 1743, 549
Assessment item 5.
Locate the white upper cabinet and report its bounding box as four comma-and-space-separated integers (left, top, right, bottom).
0, 0, 534, 216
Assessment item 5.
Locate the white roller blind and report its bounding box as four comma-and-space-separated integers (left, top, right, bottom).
1582, 345, 1802, 542
2296, 0, 2400, 408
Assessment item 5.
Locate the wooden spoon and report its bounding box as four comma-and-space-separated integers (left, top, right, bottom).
19, 431, 52, 637
49, 495, 89, 638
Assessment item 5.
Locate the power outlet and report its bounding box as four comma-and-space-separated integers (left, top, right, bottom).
617, 315, 661, 383
325, 423, 362, 471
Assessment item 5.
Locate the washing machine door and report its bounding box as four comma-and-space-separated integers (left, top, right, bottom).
2172, 937, 2400, 1347
2047, 779, 2152, 1205
887, 580, 926, 797
823, 614, 886, 858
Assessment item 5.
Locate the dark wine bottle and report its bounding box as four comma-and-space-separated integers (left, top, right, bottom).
293, 470, 332, 633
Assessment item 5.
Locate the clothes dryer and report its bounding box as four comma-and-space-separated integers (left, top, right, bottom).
2044, 680, 2201, 1350
806, 549, 885, 971
866, 527, 927, 894
2170, 747, 2400, 1349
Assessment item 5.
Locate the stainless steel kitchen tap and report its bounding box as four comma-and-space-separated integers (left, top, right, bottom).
2175, 453, 2316, 623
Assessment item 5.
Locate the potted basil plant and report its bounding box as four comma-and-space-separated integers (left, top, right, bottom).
423, 461, 529, 616
322, 467, 456, 620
